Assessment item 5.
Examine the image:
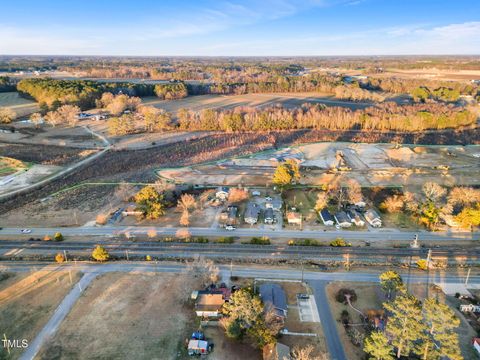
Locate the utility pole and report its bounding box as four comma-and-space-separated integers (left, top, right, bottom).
426, 249, 432, 268
465, 268, 471, 286
301, 260, 305, 283
230, 261, 233, 280
126, 250, 129, 261
63, 250, 68, 263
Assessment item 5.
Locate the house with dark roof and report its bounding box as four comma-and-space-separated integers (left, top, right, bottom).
365, 208, 382, 227
319, 208, 334, 226
335, 211, 352, 227
264, 208, 275, 224
347, 210, 365, 227
259, 283, 287, 318
263, 342, 291, 360
244, 203, 261, 225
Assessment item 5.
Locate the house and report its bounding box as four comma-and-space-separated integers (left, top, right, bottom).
122, 204, 143, 216
194, 293, 225, 318
245, 203, 261, 225
286, 211, 302, 226
266, 199, 282, 211
347, 210, 365, 227
215, 187, 229, 201
335, 211, 352, 228
460, 304, 480, 313
264, 208, 275, 224
319, 208, 334, 226
473, 338, 480, 357
263, 342, 291, 360
188, 340, 210, 356
365, 209, 382, 227
259, 283, 287, 318
227, 206, 238, 225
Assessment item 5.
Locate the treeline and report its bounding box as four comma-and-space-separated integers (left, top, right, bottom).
177, 102, 476, 132
16, 78, 188, 110
363, 77, 479, 98
0, 76, 16, 92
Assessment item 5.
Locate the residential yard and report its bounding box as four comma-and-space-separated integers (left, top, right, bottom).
0, 267, 82, 360
38, 273, 196, 360
203, 327, 261, 360
257, 281, 328, 358
282, 189, 319, 229
326, 281, 478, 360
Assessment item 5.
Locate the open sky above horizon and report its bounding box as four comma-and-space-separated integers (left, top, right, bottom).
1, 0, 479, 56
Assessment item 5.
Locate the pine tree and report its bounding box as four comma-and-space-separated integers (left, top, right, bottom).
416, 298, 462, 360
379, 271, 404, 299
384, 292, 424, 358
363, 331, 394, 360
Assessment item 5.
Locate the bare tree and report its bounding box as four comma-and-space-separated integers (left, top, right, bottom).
314, 192, 328, 211
291, 345, 329, 360
185, 255, 220, 286
179, 210, 190, 227
346, 179, 363, 205
422, 182, 446, 203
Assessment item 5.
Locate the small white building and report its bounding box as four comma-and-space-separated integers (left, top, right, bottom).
460, 304, 480, 313
215, 187, 229, 201
365, 209, 382, 227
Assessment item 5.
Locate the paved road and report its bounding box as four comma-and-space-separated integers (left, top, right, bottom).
1, 226, 478, 242
309, 280, 346, 360
19, 272, 97, 360
5, 261, 477, 359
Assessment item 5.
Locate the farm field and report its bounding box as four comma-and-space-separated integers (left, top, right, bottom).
38, 273, 196, 360
0, 91, 39, 118
142, 92, 372, 113
0, 267, 82, 360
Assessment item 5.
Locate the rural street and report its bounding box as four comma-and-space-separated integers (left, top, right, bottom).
1, 226, 478, 242
6, 261, 479, 360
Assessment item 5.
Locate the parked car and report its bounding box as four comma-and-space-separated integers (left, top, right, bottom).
21, 229, 32, 234
225, 225, 236, 231
265, 196, 272, 201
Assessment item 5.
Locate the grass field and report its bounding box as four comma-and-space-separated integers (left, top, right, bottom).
0, 92, 39, 118
38, 273, 196, 360
0, 267, 81, 360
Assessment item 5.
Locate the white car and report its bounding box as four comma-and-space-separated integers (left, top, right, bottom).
225, 225, 236, 231
265, 196, 273, 201
21, 229, 32, 234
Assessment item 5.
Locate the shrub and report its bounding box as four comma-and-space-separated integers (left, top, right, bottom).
146, 255, 152, 261
417, 259, 428, 270
336, 288, 358, 304
96, 214, 108, 225
215, 236, 235, 244
92, 245, 110, 262
43, 235, 52, 241
192, 237, 209, 243
249, 237, 270, 245
54, 232, 64, 241
291, 239, 322, 246
55, 253, 65, 263
330, 238, 351, 247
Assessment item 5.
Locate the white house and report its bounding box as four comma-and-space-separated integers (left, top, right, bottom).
215, 187, 229, 201
460, 304, 480, 313
335, 211, 352, 228
365, 209, 382, 227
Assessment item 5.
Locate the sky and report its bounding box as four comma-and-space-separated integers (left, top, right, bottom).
0, 0, 479, 56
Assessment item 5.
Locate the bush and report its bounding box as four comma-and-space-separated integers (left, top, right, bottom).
336, 288, 358, 304
330, 238, 351, 247
54, 232, 64, 241
215, 237, 235, 244
146, 255, 152, 261
290, 239, 322, 246
43, 235, 52, 241
55, 253, 65, 263
96, 214, 108, 225
417, 259, 428, 270
192, 237, 209, 243
248, 237, 270, 245
92, 245, 110, 262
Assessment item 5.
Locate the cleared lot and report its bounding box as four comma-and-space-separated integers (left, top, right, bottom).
0, 92, 39, 118
0, 267, 81, 360
38, 272, 195, 360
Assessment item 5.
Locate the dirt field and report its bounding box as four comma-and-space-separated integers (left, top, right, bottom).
142, 92, 370, 113
38, 273, 196, 360
0, 143, 94, 165
0, 267, 81, 360
0, 92, 39, 118
0, 124, 101, 149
